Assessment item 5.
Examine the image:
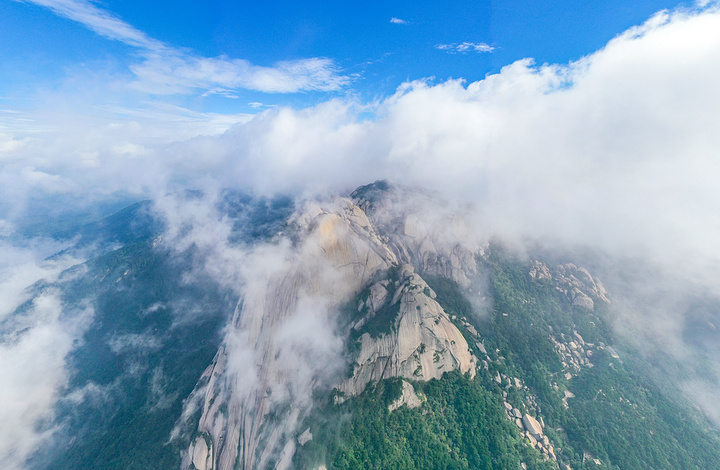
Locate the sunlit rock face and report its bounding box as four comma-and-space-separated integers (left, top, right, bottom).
181, 182, 483, 470
339, 263, 475, 397
351, 182, 482, 288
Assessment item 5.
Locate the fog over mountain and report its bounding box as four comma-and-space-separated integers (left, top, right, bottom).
2, 4, 720, 469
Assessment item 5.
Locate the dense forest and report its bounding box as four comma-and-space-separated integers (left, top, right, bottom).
295, 246, 720, 470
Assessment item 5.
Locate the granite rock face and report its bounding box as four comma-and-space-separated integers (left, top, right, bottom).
530, 261, 609, 310
181, 183, 481, 470
340, 263, 475, 397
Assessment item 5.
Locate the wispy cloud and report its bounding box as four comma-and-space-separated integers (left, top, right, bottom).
390, 17, 408, 24
129, 53, 348, 95
436, 42, 495, 53
0, 240, 87, 470
17, 0, 349, 94
18, 0, 164, 50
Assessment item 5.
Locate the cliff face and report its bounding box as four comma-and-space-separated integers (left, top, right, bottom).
182, 184, 481, 470
339, 263, 475, 397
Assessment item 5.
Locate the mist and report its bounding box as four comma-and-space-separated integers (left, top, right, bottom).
2, 3, 720, 465
0, 245, 88, 470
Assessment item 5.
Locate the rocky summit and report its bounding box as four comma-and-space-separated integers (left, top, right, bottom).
182, 183, 482, 470
19, 181, 720, 470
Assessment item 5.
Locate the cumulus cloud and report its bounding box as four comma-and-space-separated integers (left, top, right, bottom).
436, 42, 495, 53
17, 0, 349, 95
390, 17, 408, 24
3, 6, 720, 263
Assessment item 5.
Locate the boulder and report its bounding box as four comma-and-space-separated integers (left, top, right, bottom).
389, 380, 423, 411
523, 414, 543, 439
298, 428, 313, 446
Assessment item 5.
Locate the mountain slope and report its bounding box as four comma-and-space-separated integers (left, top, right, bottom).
13, 181, 720, 470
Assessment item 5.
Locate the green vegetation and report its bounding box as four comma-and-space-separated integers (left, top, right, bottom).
297, 244, 720, 470
25, 199, 720, 470
29, 240, 231, 470
424, 275, 473, 319
295, 372, 554, 470
481, 246, 720, 470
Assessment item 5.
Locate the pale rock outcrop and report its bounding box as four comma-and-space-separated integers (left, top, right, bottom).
554, 263, 610, 310
340, 264, 476, 397
189, 435, 211, 470
353, 281, 391, 331
351, 182, 480, 287
180, 185, 485, 470
531, 260, 609, 310
572, 290, 595, 310
529, 261, 552, 281
181, 198, 397, 470
523, 414, 543, 439
366, 282, 390, 313
298, 428, 313, 446
605, 346, 620, 359
388, 380, 424, 411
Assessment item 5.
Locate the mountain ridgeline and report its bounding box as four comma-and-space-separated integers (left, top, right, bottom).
23, 182, 720, 470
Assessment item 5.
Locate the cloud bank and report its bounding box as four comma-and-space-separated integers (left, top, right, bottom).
3, 5, 719, 269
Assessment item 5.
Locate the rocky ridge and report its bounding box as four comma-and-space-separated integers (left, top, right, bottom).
339, 263, 476, 397
182, 183, 483, 470
530, 261, 609, 311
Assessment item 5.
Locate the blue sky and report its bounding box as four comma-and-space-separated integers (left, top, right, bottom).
0, 0, 691, 114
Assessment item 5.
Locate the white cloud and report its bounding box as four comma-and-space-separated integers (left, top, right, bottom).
0, 133, 29, 154
3, 5, 720, 238
17, 0, 349, 95
390, 17, 408, 24
2, 6, 718, 253
0, 240, 86, 470
18, 0, 164, 50
0, 240, 74, 321
129, 54, 348, 95
436, 42, 495, 53
0, 295, 76, 470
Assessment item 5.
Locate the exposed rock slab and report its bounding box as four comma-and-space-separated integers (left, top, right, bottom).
389, 380, 423, 412
181, 198, 397, 470
340, 264, 475, 397
180, 185, 484, 470
523, 413, 543, 439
